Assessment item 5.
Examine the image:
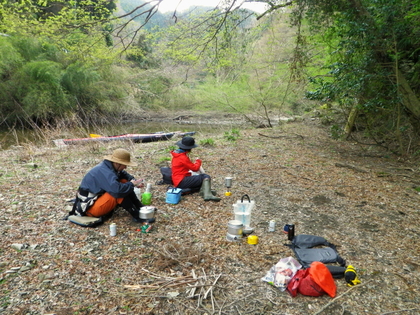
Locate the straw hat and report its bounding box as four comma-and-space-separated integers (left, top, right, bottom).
104, 149, 137, 166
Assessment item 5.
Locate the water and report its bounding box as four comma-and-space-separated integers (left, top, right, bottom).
234, 212, 251, 227
0, 119, 241, 150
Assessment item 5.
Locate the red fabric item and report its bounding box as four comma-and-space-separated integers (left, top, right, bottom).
287, 269, 304, 297
287, 263, 336, 298
309, 262, 337, 298
298, 269, 325, 297
287, 269, 324, 297
170, 150, 202, 187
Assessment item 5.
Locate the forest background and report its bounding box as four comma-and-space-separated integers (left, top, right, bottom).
1, 0, 420, 157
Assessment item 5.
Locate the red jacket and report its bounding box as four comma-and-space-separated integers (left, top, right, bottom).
170, 150, 202, 187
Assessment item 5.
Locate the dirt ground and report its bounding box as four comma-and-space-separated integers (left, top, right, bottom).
0, 116, 419, 315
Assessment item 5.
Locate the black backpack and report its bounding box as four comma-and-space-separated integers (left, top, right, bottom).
287, 234, 346, 270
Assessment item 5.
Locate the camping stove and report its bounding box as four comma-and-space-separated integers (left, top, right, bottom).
226, 232, 242, 242
138, 206, 157, 224
226, 220, 243, 242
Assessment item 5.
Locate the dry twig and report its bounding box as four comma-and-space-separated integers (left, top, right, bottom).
313, 280, 373, 315
380, 308, 420, 315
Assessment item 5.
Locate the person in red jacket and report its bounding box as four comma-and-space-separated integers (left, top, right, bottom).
170, 137, 220, 201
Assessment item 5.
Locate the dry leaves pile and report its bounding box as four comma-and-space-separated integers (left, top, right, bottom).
0, 117, 419, 315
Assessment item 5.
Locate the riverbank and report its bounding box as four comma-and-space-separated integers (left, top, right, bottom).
0, 116, 419, 314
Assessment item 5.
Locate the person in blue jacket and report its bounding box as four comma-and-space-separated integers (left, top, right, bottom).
72, 148, 144, 220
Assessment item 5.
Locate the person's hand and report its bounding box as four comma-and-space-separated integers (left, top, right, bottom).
131, 178, 144, 188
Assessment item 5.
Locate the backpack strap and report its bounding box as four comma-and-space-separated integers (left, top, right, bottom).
67, 188, 99, 217
323, 240, 346, 267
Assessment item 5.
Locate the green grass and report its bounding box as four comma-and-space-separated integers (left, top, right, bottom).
0, 290, 10, 308
199, 138, 215, 146
156, 156, 171, 164
224, 128, 240, 142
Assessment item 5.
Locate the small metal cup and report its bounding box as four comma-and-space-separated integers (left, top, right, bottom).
225, 177, 233, 188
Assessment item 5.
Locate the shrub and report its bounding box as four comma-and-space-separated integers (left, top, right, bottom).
199, 138, 215, 146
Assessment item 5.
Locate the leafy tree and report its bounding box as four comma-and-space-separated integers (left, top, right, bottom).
22, 0, 117, 19
153, 9, 258, 80
142, 0, 420, 151
0, 0, 171, 129
283, 0, 420, 153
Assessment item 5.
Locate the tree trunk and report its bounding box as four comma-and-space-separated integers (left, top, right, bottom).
344, 106, 358, 139
396, 69, 420, 119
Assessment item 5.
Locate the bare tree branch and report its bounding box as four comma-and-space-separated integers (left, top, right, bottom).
255, 1, 294, 20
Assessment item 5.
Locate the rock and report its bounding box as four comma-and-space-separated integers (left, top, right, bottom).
20, 266, 32, 272
167, 291, 180, 298
11, 243, 33, 250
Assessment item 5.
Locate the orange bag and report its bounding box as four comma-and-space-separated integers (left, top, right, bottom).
287, 262, 336, 298
309, 262, 336, 298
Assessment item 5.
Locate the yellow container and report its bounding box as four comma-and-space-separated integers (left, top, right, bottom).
247, 235, 259, 245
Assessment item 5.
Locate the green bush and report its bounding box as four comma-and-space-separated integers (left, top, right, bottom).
0, 35, 137, 126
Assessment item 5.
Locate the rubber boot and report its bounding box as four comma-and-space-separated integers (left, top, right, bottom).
199, 186, 217, 197
201, 178, 221, 202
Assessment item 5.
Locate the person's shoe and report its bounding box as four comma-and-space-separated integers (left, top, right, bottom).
125, 207, 142, 222
199, 184, 217, 197
201, 178, 221, 202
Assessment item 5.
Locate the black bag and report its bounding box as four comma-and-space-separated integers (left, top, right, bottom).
287, 234, 346, 269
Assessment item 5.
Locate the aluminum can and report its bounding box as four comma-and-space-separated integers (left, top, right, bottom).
268, 220, 276, 232
110, 223, 117, 236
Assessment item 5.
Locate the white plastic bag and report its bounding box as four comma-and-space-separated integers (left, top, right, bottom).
261, 257, 302, 291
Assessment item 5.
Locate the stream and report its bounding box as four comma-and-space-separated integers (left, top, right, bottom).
0, 116, 245, 150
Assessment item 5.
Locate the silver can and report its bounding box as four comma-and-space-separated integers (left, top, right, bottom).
110, 223, 117, 236
268, 220, 276, 232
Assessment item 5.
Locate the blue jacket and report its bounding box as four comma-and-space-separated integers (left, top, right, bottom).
79, 160, 135, 198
